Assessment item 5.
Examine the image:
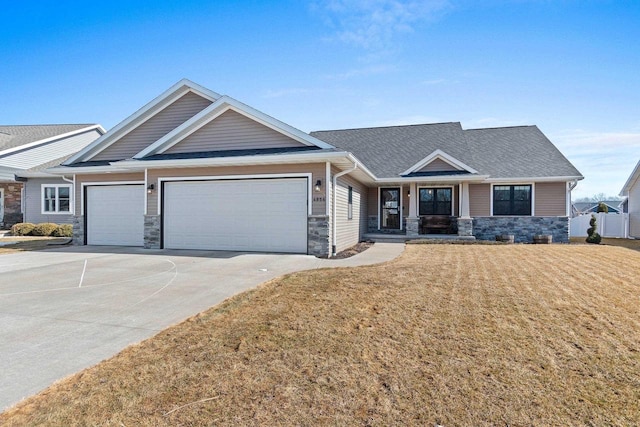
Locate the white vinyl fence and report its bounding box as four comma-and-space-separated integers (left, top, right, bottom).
570, 213, 629, 238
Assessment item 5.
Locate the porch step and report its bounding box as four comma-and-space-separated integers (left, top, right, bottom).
363, 233, 476, 243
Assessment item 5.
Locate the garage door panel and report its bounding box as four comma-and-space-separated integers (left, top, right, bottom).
87, 185, 144, 246
164, 178, 307, 253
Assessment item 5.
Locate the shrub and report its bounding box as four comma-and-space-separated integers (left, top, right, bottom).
585, 214, 602, 244
10, 222, 35, 236
52, 224, 73, 237
597, 202, 609, 213
31, 222, 59, 236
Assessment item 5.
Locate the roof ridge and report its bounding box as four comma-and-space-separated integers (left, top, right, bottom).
0, 123, 97, 127
311, 122, 461, 133
464, 125, 535, 131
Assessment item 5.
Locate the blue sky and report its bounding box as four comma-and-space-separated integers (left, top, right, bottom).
1, 0, 639, 199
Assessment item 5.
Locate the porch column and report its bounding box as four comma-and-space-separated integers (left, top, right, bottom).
458, 182, 473, 236
406, 182, 419, 237
409, 182, 418, 218
460, 182, 470, 218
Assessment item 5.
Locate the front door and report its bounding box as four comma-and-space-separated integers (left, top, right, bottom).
380, 187, 400, 229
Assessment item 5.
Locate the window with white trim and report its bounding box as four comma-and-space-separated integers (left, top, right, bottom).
42, 184, 72, 214
493, 185, 531, 216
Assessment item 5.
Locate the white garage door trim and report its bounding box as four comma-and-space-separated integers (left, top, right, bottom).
161, 175, 311, 253
84, 183, 145, 246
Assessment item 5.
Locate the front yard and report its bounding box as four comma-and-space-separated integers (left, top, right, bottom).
1, 244, 639, 425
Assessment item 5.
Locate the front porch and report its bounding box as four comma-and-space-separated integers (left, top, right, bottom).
371, 182, 475, 238
363, 232, 476, 243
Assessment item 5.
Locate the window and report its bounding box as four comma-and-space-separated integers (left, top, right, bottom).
419, 188, 452, 215
493, 185, 532, 216
347, 186, 353, 220
42, 184, 72, 214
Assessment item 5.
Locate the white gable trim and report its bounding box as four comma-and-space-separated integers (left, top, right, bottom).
0, 125, 105, 158
620, 160, 640, 196
401, 149, 478, 176
64, 79, 221, 165
133, 96, 334, 159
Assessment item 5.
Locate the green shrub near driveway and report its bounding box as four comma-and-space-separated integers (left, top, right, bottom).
52, 224, 73, 237
10, 223, 36, 236
31, 223, 60, 236
9, 222, 73, 237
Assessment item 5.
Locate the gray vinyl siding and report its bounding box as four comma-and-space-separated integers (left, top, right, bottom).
0, 129, 102, 170
629, 178, 640, 238
469, 184, 491, 217
334, 174, 367, 253
24, 178, 74, 224
535, 182, 567, 216
164, 110, 305, 154
92, 92, 212, 161
418, 158, 460, 173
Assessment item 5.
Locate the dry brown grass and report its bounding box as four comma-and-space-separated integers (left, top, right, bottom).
2, 244, 639, 426
571, 236, 640, 251
0, 237, 70, 255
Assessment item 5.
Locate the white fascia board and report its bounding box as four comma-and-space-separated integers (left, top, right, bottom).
46, 165, 135, 175
114, 150, 355, 170
401, 149, 478, 175
133, 96, 334, 159
620, 160, 640, 196
485, 176, 584, 183
64, 80, 222, 165
376, 175, 490, 185
0, 125, 104, 158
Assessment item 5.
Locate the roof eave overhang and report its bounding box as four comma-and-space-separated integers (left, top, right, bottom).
46, 166, 136, 175
619, 160, 640, 196
375, 175, 490, 185
485, 176, 584, 183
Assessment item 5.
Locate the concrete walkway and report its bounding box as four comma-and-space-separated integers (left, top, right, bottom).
0, 242, 404, 411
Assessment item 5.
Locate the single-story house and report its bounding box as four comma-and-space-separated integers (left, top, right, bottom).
571, 200, 622, 217
0, 125, 105, 228
620, 160, 640, 238
47, 79, 583, 256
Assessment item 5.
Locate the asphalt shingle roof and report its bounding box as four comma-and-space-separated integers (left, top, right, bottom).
311, 123, 582, 179
0, 124, 93, 152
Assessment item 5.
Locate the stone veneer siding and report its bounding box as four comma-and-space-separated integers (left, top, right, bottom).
72, 215, 84, 245
308, 215, 329, 256
457, 218, 473, 236
144, 215, 161, 249
0, 183, 23, 228
472, 216, 569, 243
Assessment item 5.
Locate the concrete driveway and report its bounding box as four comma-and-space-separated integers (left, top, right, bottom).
0, 243, 404, 410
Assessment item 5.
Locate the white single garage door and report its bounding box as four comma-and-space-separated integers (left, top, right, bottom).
86, 185, 144, 246
163, 178, 308, 253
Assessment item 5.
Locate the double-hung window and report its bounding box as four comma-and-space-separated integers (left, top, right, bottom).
419, 188, 452, 215
42, 184, 72, 214
493, 185, 532, 216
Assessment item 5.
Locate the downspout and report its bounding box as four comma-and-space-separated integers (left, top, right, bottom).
332, 159, 358, 256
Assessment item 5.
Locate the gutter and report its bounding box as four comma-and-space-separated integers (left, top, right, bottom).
332, 159, 358, 257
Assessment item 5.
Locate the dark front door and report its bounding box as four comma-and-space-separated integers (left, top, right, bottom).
380, 187, 400, 229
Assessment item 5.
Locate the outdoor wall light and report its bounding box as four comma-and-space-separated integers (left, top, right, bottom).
314, 179, 322, 192
147, 184, 155, 194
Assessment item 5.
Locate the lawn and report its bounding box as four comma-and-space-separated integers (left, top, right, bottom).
2, 244, 639, 426
571, 236, 640, 251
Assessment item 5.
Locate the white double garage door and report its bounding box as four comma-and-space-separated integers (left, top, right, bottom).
86, 178, 308, 253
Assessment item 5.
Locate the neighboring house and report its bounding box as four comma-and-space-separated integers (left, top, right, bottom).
0, 125, 105, 228
620, 160, 640, 238
47, 79, 582, 256
571, 200, 622, 217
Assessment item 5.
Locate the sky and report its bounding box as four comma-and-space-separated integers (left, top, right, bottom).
1, 0, 639, 199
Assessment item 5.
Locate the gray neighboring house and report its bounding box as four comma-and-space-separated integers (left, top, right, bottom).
620, 160, 640, 238
0, 125, 105, 228
46, 79, 583, 255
